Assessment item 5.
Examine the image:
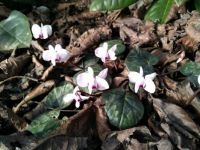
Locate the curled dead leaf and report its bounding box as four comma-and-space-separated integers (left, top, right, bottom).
0, 54, 31, 80
152, 97, 200, 138
13, 80, 55, 113
67, 26, 112, 57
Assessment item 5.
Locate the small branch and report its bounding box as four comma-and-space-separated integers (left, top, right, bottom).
0, 76, 39, 85
187, 88, 200, 105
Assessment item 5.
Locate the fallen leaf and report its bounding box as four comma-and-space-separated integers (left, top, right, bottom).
13, 80, 55, 113
0, 102, 27, 134
152, 97, 200, 138
0, 54, 31, 80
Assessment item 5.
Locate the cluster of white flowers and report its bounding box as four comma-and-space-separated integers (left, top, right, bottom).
32, 23, 158, 108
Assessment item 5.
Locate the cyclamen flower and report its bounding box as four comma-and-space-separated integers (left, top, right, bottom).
95, 43, 117, 63
42, 44, 71, 66
63, 86, 89, 108
198, 75, 200, 85
31, 23, 52, 39
128, 67, 157, 93
76, 67, 109, 94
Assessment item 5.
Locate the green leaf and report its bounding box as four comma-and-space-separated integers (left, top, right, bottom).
125, 48, 159, 74
174, 0, 188, 7
27, 110, 62, 137
194, 0, 200, 11
102, 88, 144, 129
180, 61, 200, 87
43, 81, 74, 109
144, 0, 174, 23
90, 0, 137, 11
100, 39, 126, 56
0, 10, 32, 52
180, 61, 200, 76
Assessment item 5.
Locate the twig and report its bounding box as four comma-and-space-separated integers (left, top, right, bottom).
187, 88, 200, 105
0, 76, 39, 85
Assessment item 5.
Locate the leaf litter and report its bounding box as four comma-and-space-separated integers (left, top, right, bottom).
0, 0, 200, 149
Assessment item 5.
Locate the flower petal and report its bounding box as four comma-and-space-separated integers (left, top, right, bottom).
41, 25, 52, 39
76, 72, 90, 87
198, 75, 200, 85
108, 45, 117, 60
80, 95, 89, 100
97, 68, 108, 79
144, 78, 156, 93
88, 67, 94, 78
145, 73, 157, 81
56, 48, 71, 63
73, 86, 80, 95
63, 93, 74, 105
31, 24, 41, 39
95, 43, 108, 63
139, 67, 143, 76
42, 49, 56, 62
75, 101, 80, 108
134, 82, 141, 93
96, 76, 109, 91
128, 71, 144, 84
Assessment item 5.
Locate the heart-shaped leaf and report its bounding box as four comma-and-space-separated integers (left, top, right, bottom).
125, 48, 159, 74
90, 0, 137, 11
180, 61, 200, 86
144, 0, 174, 23
0, 10, 32, 52
180, 61, 200, 76
43, 81, 74, 109
27, 110, 63, 137
102, 88, 144, 129
100, 39, 126, 56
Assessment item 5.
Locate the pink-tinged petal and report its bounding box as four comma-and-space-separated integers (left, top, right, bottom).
108, 45, 117, 60
128, 71, 143, 84
76, 72, 90, 87
80, 95, 89, 100
88, 67, 94, 78
95, 43, 108, 63
73, 86, 80, 95
63, 93, 74, 105
97, 68, 108, 79
134, 82, 141, 93
145, 73, 157, 81
95, 76, 109, 91
56, 49, 71, 63
41, 25, 52, 39
54, 44, 62, 51
48, 45, 55, 51
31, 24, 41, 39
144, 78, 156, 93
88, 78, 95, 94
75, 101, 80, 108
139, 67, 143, 76
42, 49, 56, 61
198, 75, 200, 85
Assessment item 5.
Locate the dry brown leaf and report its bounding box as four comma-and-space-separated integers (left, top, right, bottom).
161, 123, 198, 150
94, 98, 111, 141
0, 103, 27, 134
152, 97, 200, 138
0, 54, 31, 80
165, 80, 200, 115
67, 26, 112, 57
102, 126, 155, 150
113, 17, 156, 47
186, 11, 200, 42
13, 80, 55, 113
34, 135, 87, 150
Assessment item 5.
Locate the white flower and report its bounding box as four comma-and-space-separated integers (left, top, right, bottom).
176, 51, 185, 63
95, 43, 117, 63
76, 67, 109, 94
128, 67, 157, 93
198, 75, 200, 85
31, 23, 52, 39
63, 86, 89, 108
42, 44, 71, 66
